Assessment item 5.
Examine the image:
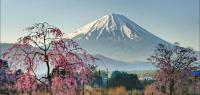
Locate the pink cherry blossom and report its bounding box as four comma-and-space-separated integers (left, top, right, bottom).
3, 22, 95, 94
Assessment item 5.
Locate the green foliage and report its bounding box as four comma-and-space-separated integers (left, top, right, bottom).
140, 80, 154, 87
108, 71, 143, 90
91, 70, 108, 87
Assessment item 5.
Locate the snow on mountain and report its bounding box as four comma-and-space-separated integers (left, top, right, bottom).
67, 13, 151, 41
66, 13, 170, 62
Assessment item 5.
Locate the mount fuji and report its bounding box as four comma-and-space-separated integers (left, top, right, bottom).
66, 13, 170, 62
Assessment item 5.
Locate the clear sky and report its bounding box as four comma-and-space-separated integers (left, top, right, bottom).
1, 0, 199, 50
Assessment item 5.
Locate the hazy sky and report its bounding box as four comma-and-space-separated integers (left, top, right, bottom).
1, 0, 199, 50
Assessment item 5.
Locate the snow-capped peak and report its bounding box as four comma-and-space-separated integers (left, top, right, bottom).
65, 13, 169, 62
66, 13, 151, 41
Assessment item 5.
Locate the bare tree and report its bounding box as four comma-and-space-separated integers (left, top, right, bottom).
147, 43, 197, 95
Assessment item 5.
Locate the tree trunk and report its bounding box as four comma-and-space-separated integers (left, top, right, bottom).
44, 53, 52, 94
169, 80, 174, 95
83, 84, 84, 95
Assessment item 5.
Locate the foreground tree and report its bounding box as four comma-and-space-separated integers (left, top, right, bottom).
147, 43, 197, 95
3, 22, 95, 94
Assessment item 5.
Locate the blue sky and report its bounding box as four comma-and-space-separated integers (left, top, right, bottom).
1, 0, 199, 50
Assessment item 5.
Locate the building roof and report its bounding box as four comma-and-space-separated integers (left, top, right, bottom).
192, 70, 200, 77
